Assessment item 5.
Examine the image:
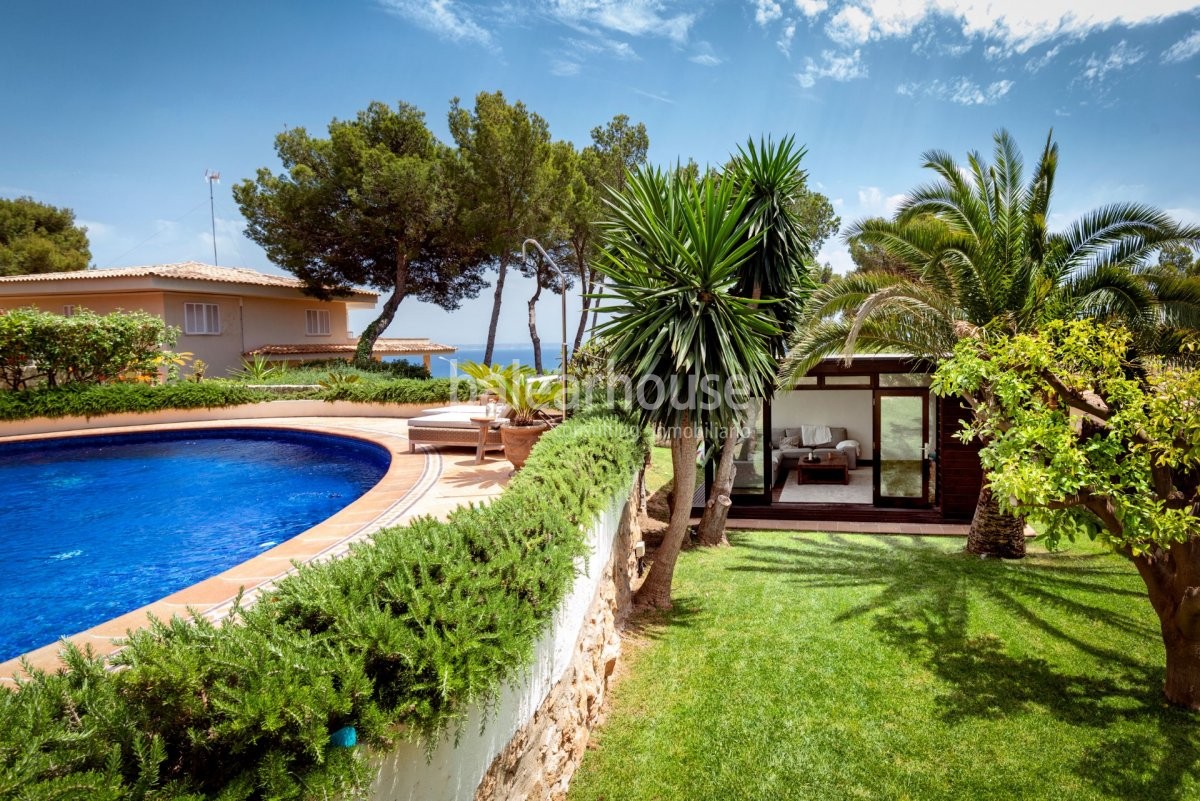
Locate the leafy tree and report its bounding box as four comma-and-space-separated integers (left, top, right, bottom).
934, 319, 1200, 708
0, 197, 91, 275
847, 233, 911, 275
698, 136, 817, 546
595, 167, 778, 608
234, 101, 487, 363
448, 91, 556, 365
517, 141, 577, 374
1158, 243, 1199, 277
790, 187, 840, 255
574, 115, 650, 345
783, 129, 1200, 559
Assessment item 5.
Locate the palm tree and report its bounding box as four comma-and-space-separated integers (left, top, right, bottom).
783, 129, 1200, 558
697, 135, 816, 546
594, 167, 779, 608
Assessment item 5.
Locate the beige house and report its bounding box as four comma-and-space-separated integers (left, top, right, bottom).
0, 261, 454, 375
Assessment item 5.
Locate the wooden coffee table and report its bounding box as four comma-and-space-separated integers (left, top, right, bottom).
796, 452, 849, 485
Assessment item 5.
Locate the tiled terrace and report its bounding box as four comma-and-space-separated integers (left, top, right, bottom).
0, 416, 511, 684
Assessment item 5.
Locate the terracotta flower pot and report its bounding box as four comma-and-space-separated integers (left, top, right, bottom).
501, 421, 550, 469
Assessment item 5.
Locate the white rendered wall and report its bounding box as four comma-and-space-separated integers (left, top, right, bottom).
0, 400, 446, 438
366, 477, 633, 801
773, 390, 874, 456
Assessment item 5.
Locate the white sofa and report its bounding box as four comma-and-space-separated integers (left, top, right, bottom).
771, 425, 861, 470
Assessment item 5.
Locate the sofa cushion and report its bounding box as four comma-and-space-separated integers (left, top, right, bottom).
770, 427, 786, 449
783, 425, 849, 448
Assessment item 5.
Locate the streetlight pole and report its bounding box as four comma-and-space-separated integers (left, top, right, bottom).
521, 238, 568, 421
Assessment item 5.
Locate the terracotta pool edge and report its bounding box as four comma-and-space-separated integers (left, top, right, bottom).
0, 418, 440, 684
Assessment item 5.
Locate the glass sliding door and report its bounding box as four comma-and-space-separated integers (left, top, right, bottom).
731, 398, 772, 503
873, 390, 931, 508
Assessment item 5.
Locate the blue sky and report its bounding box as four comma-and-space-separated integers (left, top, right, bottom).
3, 1, 1199, 345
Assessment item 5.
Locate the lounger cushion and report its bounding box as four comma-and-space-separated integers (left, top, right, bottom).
420, 404, 486, 415
407, 413, 482, 430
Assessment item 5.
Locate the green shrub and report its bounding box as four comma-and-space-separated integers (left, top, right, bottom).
0, 381, 265, 421
0, 306, 177, 389
315, 377, 459, 405
0, 412, 645, 799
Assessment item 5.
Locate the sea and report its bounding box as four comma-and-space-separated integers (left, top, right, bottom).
385, 343, 549, 378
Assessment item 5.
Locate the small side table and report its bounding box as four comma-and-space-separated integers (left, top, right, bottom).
470, 416, 501, 464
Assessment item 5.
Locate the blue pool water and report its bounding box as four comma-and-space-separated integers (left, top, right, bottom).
0, 428, 390, 662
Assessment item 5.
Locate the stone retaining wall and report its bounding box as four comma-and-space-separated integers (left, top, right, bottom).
366, 477, 640, 801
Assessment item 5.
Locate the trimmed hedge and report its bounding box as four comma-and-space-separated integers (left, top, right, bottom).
0, 378, 462, 422
0, 381, 267, 421
0, 411, 646, 800
315, 377, 458, 405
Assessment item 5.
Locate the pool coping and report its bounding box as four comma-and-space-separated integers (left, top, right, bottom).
0, 418, 443, 684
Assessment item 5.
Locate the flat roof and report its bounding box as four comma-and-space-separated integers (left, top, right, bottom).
246, 338, 456, 357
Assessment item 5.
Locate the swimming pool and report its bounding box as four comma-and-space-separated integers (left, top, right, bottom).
0, 428, 391, 662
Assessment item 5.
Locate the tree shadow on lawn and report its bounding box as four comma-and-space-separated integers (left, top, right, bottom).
727, 533, 1200, 801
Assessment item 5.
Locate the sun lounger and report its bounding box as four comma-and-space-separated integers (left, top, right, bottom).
407, 411, 504, 463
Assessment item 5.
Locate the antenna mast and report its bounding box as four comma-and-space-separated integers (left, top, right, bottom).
204, 170, 221, 265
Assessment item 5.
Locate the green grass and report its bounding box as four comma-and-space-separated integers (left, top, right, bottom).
645, 445, 673, 495
568, 532, 1199, 801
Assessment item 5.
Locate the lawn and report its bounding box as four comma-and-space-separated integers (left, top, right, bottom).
568, 532, 1200, 801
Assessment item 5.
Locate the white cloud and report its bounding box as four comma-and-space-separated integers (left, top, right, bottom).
377, 0, 493, 47
796, 48, 868, 87
77, 219, 115, 240
689, 40, 722, 66
778, 20, 797, 53
753, 0, 783, 25
201, 217, 247, 265
795, 0, 829, 17
1163, 29, 1200, 63
857, 186, 906, 217
1025, 43, 1063, 72
544, 0, 695, 44
817, 238, 855, 276
896, 77, 1015, 105
566, 35, 639, 60
794, 1, 1200, 54
550, 58, 582, 76
826, 5, 873, 45
1081, 40, 1144, 82
1165, 207, 1200, 226
633, 87, 675, 103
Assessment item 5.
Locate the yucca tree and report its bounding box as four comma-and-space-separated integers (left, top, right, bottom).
783, 129, 1200, 558
697, 135, 817, 546
594, 167, 779, 608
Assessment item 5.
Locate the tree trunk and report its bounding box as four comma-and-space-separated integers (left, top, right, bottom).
965, 482, 1026, 559
1133, 540, 1200, 709
483, 254, 508, 366
635, 417, 699, 609
528, 274, 544, 374
697, 426, 737, 546
354, 253, 409, 364
573, 259, 594, 354
589, 274, 605, 333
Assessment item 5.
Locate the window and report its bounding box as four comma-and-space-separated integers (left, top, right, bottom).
880, 373, 932, 387
305, 308, 331, 336
184, 302, 220, 335
62, 304, 75, 317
